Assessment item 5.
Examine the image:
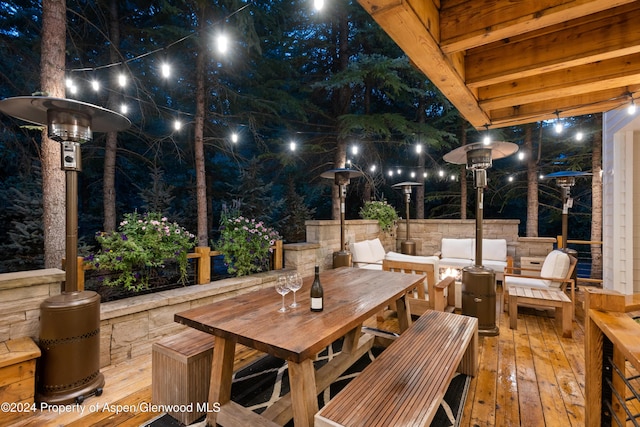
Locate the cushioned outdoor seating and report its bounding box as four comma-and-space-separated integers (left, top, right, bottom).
437, 238, 512, 281
351, 238, 439, 271
503, 249, 577, 315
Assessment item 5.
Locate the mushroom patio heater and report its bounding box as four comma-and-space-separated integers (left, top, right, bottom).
321, 168, 363, 268
545, 170, 592, 252
0, 96, 130, 404
444, 141, 518, 336
392, 181, 422, 255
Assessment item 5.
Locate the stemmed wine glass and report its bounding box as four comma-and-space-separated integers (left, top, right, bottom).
275, 275, 291, 313
287, 272, 302, 308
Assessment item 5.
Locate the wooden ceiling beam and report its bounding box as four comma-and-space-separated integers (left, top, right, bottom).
478, 53, 640, 110
466, 3, 640, 87
440, 0, 635, 54
356, 0, 490, 126
485, 85, 640, 128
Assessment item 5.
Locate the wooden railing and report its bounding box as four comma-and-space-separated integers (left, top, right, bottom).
584, 288, 640, 426
65, 240, 284, 290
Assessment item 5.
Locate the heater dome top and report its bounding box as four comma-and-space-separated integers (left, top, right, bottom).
443, 141, 518, 165
0, 96, 131, 133
320, 168, 363, 179
392, 181, 422, 189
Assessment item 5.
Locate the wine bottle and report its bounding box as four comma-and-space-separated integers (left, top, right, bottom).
310, 265, 323, 312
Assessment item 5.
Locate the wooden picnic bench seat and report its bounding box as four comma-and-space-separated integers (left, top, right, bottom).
315, 310, 478, 427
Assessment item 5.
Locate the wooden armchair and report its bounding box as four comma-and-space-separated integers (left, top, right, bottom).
382, 259, 456, 314
503, 250, 577, 314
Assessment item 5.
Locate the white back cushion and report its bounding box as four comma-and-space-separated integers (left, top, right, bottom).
540, 250, 570, 279
352, 240, 375, 264
482, 239, 507, 261
441, 238, 474, 260
368, 238, 387, 262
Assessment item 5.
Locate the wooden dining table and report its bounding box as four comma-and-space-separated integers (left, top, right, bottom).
174, 266, 426, 427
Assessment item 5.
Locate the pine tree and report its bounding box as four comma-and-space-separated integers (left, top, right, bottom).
281, 181, 316, 243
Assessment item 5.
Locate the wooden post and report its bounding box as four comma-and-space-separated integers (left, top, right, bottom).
195, 246, 211, 285
273, 240, 283, 270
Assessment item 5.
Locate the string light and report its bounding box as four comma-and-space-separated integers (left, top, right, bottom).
173, 120, 182, 131
410, 171, 416, 178
483, 124, 491, 145
575, 131, 584, 141
118, 73, 127, 88
231, 132, 239, 143
554, 111, 563, 134
370, 165, 376, 172
518, 152, 525, 161
120, 104, 129, 114
351, 145, 358, 155
216, 34, 229, 54
289, 141, 297, 151
161, 63, 171, 78
314, 0, 325, 11
91, 80, 100, 91
628, 97, 636, 115
415, 143, 422, 154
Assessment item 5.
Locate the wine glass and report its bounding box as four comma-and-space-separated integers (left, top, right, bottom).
287, 272, 302, 308
275, 275, 291, 312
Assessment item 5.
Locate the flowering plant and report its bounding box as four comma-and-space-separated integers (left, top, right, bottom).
359, 200, 399, 232
216, 210, 282, 276
85, 212, 196, 291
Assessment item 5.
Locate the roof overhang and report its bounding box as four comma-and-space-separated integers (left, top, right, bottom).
356, 0, 640, 129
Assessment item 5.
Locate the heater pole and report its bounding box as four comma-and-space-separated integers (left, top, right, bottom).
475, 185, 483, 267
64, 169, 78, 293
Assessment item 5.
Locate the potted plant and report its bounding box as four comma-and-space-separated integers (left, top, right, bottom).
216, 208, 282, 276
359, 200, 399, 233
85, 212, 196, 291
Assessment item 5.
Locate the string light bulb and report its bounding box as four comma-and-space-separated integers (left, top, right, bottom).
161, 63, 171, 78
120, 104, 128, 114
217, 34, 229, 54
173, 120, 182, 131
91, 80, 100, 91
554, 111, 563, 133
118, 73, 127, 87
628, 98, 636, 115
231, 132, 239, 143
314, 0, 324, 11
576, 131, 584, 141
289, 141, 296, 151
416, 143, 422, 154
351, 145, 358, 155
370, 165, 376, 172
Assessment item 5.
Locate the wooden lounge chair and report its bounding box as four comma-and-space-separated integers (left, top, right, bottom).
382, 259, 456, 314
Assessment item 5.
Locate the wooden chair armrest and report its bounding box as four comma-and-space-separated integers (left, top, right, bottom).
503, 272, 547, 280
352, 260, 383, 266
433, 276, 456, 312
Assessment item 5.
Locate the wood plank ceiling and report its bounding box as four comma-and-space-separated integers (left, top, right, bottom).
355, 0, 640, 129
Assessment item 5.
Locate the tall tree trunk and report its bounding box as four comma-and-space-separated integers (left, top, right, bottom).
525, 124, 538, 236
591, 113, 603, 280
103, 0, 120, 232
194, 16, 208, 247
41, 0, 66, 268
330, 7, 351, 221
459, 119, 467, 219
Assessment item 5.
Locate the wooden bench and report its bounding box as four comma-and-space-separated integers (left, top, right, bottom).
508, 285, 573, 338
152, 329, 216, 425
315, 310, 478, 427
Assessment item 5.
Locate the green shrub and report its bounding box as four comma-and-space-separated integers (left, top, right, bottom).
359, 200, 398, 232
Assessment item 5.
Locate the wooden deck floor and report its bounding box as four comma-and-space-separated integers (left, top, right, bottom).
4, 285, 587, 427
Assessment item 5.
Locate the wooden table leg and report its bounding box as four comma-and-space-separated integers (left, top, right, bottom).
288, 358, 319, 427
509, 291, 517, 330
205, 336, 236, 427
558, 301, 572, 338
396, 294, 411, 332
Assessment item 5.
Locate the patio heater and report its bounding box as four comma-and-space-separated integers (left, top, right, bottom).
392, 181, 422, 255
545, 170, 592, 251
321, 168, 363, 268
444, 141, 518, 336
0, 96, 130, 404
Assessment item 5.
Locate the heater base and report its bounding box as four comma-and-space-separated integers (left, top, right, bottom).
333, 251, 352, 268
401, 240, 416, 256
461, 266, 499, 336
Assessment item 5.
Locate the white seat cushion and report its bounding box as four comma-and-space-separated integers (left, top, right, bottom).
385, 252, 440, 272
483, 259, 507, 272
540, 250, 570, 279
505, 275, 553, 288
441, 238, 474, 260
439, 257, 473, 269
